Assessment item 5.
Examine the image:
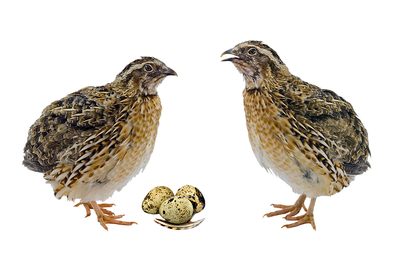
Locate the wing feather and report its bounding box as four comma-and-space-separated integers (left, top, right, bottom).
280, 82, 370, 175
23, 86, 114, 173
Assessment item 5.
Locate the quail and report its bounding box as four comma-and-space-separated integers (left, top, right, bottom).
23, 57, 177, 230
221, 41, 370, 230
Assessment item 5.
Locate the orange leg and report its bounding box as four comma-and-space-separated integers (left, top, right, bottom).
263, 194, 307, 218
74, 202, 116, 217
74, 201, 137, 230
282, 198, 317, 230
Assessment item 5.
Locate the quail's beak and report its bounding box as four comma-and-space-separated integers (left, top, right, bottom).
164, 67, 178, 77
221, 48, 242, 62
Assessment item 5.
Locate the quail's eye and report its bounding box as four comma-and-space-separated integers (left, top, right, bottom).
144, 64, 153, 72
248, 48, 257, 56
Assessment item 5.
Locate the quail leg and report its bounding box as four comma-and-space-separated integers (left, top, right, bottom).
74, 202, 116, 218
264, 194, 307, 218
75, 201, 137, 230
282, 198, 317, 230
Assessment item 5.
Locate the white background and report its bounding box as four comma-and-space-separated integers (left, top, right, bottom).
1, 0, 399, 266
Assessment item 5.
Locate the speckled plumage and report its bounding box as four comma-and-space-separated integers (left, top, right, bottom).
222, 41, 370, 229
23, 57, 177, 230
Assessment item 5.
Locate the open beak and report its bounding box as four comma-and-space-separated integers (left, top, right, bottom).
164, 67, 178, 77
221, 48, 242, 62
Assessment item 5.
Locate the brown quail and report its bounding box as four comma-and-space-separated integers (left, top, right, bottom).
222, 41, 370, 230
23, 57, 177, 230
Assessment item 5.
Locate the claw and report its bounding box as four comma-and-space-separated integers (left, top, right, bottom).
264, 195, 318, 230
282, 213, 316, 230
74, 202, 116, 217
74, 202, 92, 217
264, 194, 307, 218
75, 201, 137, 230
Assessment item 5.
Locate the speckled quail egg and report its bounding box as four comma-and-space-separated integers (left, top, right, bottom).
175, 185, 205, 213
142, 186, 174, 214
159, 196, 193, 224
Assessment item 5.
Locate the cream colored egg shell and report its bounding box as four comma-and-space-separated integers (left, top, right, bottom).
159, 196, 193, 224
176, 185, 205, 213
142, 186, 174, 214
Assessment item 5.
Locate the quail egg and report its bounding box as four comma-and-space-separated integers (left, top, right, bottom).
175, 185, 205, 213
142, 186, 174, 214
159, 196, 193, 224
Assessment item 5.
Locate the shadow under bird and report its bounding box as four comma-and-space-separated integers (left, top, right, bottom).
23, 57, 177, 230
221, 41, 370, 230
